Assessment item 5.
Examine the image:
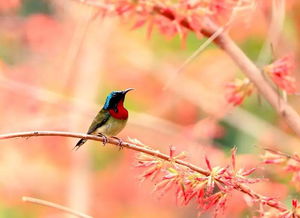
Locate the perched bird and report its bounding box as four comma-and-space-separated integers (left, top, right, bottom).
73, 88, 134, 150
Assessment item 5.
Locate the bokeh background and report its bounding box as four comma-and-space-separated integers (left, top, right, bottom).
0, 0, 300, 217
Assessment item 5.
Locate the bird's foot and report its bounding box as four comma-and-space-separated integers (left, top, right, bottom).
97, 133, 108, 145
111, 136, 124, 150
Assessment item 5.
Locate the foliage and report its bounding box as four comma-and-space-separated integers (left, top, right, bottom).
0, 0, 300, 217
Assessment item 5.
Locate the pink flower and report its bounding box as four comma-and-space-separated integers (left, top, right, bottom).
225, 78, 254, 106
264, 54, 297, 94
262, 149, 300, 190
275, 199, 300, 217
204, 192, 228, 213
261, 149, 288, 165
137, 147, 263, 216
82, 0, 255, 42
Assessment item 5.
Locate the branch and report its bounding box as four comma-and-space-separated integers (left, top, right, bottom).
22, 196, 92, 218
199, 18, 300, 137
72, 0, 300, 138
1, 130, 286, 212
0, 130, 209, 175
155, 7, 300, 138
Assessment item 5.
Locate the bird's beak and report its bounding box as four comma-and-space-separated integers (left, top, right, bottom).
123, 88, 134, 94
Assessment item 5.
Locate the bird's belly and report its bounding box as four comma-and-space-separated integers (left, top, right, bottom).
94, 117, 127, 137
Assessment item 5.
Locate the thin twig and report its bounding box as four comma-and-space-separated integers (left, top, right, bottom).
1, 130, 286, 212
22, 196, 92, 218
163, 25, 228, 90
264, 147, 300, 163
165, 0, 241, 86
256, 0, 286, 67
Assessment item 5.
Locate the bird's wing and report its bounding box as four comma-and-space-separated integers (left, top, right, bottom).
87, 109, 110, 134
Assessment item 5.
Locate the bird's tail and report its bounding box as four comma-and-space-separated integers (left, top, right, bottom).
73, 138, 87, 151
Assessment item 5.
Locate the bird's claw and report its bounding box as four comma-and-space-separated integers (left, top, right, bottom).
111, 136, 124, 150
97, 133, 108, 146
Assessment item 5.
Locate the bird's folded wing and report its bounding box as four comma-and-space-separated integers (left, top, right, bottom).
87, 109, 110, 134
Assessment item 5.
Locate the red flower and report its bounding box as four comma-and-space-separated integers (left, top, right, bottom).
264, 54, 297, 94
225, 78, 254, 106
273, 199, 300, 217
81, 0, 255, 42
262, 149, 300, 190
137, 147, 263, 216
261, 149, 288, 165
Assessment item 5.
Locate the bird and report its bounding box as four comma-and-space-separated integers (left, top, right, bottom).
73, 88, 134, 150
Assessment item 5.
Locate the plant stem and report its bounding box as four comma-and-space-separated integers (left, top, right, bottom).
1, 130, 286, 212
22, 196, 92, 218
73, 0, 300, 138
200, 18, 300, 137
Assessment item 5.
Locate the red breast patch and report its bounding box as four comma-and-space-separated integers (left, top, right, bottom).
108, 101, 128, 120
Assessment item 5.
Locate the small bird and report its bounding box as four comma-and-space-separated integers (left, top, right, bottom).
73, 88, 134, 150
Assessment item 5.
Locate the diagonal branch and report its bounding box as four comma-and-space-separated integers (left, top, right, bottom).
155, 8, 300, 137
22, 196, 92, 218
73, 0, 300, 138
0, 130, 286, 212
199, 18, 300, 137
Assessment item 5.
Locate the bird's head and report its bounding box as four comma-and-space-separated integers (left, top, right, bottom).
103, 88, 134, 111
